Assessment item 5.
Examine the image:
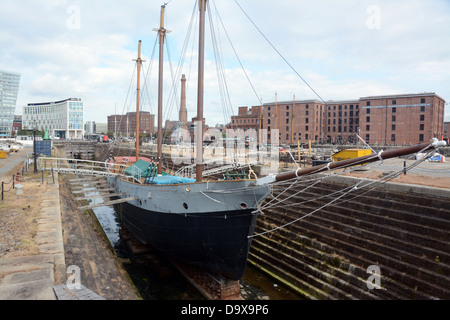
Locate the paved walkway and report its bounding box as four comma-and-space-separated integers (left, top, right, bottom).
0, 178, 65, 299
0, 147, 30, 180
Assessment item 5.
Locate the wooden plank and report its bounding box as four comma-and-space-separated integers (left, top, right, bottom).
71, 183, 110, 190
70, 180, 107, 187
78, 197, 138, 210
69, 178, 96, 182
74, 192, 125, 201
72, 188, 117, 194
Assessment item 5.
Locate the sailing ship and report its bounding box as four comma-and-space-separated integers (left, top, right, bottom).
108, 1, 447, 280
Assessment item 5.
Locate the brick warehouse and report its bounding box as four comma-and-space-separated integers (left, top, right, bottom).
107, 111, 155, 136
230, 92, 446, 146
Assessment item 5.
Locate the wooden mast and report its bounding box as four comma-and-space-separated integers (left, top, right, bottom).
133, 40, 145, 162
156, 4, 167, 175
196, 0, 207, 182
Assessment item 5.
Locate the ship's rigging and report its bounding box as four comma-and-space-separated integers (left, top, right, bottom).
109, 0, 447, 243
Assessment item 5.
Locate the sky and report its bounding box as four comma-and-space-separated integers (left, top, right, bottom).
1, 0, 449, 127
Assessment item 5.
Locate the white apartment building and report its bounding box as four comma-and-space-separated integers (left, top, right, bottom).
0, 70, 21, 137
22, 98, 84, 139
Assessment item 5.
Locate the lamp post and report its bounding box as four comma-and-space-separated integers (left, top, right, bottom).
33, 120, 38, 173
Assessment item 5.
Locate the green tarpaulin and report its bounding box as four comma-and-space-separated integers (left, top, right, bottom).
124, 159, 168, 179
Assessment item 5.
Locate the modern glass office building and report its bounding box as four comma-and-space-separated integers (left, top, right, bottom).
0, 70, 21, 137
23, 98, 84, 139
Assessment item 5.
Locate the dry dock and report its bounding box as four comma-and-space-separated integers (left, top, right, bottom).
1, 145, 449, 300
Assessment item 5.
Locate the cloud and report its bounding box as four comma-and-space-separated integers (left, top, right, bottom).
1, 0, 449, 127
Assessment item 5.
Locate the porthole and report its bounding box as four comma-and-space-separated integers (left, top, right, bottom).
183, 203, 188, 209
240, 202, 247, 209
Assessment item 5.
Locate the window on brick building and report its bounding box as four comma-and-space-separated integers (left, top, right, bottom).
366, 125, 370, 131
305, 126, 309, 131
392, 116, 396, 122
421, 105, 425, 112
392, 107, 396, 113
420, 115, 425, 121
421, 98, 425, 104
391, 134, 396, 141
365, 134, 370, 142
419, 134, 424, 142
392, 124, 396, 131
366, 101, 370, 106
366, 108, 370, 114
392, 100, 396, 105
420, 124, 424, 131
366, 116, 370, 123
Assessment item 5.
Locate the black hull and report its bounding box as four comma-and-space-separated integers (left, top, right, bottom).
119, 202, 258, 280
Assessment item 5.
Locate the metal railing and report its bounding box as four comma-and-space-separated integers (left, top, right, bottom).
37, 157, 143, 184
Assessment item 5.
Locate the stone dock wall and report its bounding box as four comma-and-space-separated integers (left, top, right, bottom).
249, 174, 450, 300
